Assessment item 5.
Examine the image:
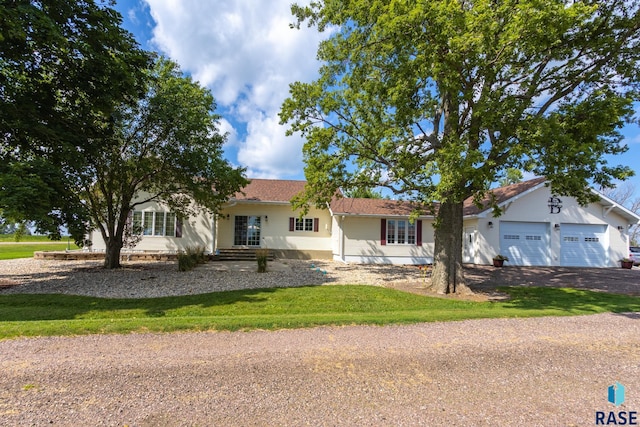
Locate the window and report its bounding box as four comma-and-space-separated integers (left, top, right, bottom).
132, 211, 178, 237
386, 219, 416, 245
387, 220, 396, 244
143, 212, 153, 236
289, 217, 319, 232
295, 218, 314, 231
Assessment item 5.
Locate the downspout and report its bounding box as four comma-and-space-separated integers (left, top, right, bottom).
340, 215, 346, 263
211, 213, 216, 254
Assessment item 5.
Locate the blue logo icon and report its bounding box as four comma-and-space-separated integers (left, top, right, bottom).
608, 382, 626, 407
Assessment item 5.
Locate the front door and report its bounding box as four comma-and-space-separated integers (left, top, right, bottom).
234, 216, 261, 246
463, 226, 476, 263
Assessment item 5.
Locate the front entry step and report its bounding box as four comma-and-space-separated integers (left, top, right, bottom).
211, 248, 275, 261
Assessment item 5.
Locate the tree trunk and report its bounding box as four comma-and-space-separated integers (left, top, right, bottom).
428, 200, 473, 294
104, 238, 123, 269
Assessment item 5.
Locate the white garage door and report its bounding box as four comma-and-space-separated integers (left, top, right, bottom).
560, 224, 607, 267
500, 222, 550, 266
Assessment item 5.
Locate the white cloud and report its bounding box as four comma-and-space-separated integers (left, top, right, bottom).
216, 117, 238, 148
144, 0, 328, 178
238, 114, 304, 179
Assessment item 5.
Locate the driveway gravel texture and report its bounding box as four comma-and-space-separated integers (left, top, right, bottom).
0, 258, 639, 426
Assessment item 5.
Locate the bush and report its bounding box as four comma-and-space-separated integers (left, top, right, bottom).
177, 245, 207, 272
255, 248, 269, 273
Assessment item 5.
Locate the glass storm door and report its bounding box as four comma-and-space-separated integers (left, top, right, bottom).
234, 216, 261, 246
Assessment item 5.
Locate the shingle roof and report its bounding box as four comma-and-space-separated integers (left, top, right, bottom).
231, 179, 307, 203
331, 177, 547, 217
330, 198, 429, 216
232, 177, 548, 216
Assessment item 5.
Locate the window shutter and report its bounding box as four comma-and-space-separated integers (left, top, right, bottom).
416, 220, 422, 246
175, 217, 182, 238
380, 219, 386, 246
289, 217, 295, 232
313, 218, 319, 232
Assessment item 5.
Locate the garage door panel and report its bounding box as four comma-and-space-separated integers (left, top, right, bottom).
560, 224, 607, 267
500, 222, 550, 266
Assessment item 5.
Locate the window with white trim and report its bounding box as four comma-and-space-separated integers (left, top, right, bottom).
132, 211, 177, 237
295, 218, 314, 231
387, 220, 416, 245
289, 217, 319, 233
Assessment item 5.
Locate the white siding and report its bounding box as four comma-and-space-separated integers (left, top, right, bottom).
476, 185, 632, 267
89, 200, 213, 253
217, 203, 332, 251
337, 217, 434, 265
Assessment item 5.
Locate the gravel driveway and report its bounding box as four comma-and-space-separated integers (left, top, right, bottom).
1, 314, 639, 426
1, 259, 639, 426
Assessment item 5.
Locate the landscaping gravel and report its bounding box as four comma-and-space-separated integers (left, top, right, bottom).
1, 258, 639, 426
0, 258, 424, 298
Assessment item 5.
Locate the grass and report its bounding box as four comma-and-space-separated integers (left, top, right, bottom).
1, 285, 639, 339
0, 243, 80, 260
0, 234, 71, 243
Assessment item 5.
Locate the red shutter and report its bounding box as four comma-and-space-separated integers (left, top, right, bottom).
416, 220, 422, 246
175, 216, 182, 238
313, 218, 319, 232
289, 217, 295, 232
380, 219, 386, 245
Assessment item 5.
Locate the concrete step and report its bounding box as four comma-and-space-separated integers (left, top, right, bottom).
211, 248, 275, 262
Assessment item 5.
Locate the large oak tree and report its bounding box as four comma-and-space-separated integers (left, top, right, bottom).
281, 0, 639, 293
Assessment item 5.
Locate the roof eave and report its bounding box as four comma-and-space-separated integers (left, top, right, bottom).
590, 188, 640, 224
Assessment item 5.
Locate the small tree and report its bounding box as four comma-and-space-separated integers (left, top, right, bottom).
83, 58, 248, 268
498, 169, 524, 188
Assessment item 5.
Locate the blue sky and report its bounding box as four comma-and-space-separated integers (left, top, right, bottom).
113, 0, 640, 194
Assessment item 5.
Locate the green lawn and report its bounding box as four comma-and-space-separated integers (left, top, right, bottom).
0, 243, 80, 260
0, 234, 72, 243
1, 285, 638, 339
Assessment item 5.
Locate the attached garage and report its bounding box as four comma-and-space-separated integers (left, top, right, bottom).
499, 221, 550, 266
560, 224, 608, 267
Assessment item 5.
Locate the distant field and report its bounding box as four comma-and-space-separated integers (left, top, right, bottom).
0, 234, 73, 243
0, 243, 79, 260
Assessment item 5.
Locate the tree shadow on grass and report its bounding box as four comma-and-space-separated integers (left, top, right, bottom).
0, 287, 282, 322
498, 286, 640, 315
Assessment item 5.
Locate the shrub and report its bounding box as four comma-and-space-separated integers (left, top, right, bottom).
255, 248, 269, 273
178, 245, 207, 272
